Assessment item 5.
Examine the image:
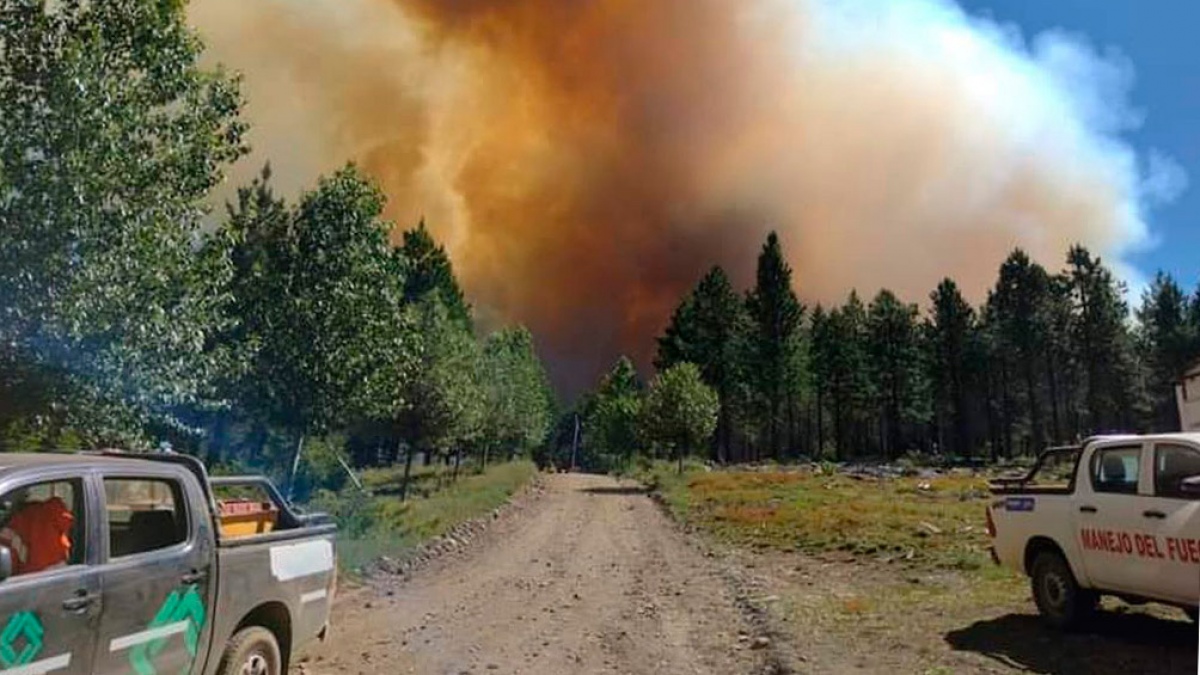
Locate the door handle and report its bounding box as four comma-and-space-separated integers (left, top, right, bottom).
62, 590, 97, 613
181, 569, 208, 585
1079, 505, 1097, 514
1143, 510, 1167, 520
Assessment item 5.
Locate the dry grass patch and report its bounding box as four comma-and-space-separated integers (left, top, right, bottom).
646, 463, 997, 571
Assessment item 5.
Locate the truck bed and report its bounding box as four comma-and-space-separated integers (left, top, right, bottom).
204, 524, 337, 675
988, 445, 1082, 497
988, 484, 1073, 496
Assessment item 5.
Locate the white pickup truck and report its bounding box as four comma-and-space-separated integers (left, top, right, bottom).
987, 433, 1200, 628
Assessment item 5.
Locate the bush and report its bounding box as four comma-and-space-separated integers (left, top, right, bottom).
310, 488, 378, 538
290, 435, 351, 501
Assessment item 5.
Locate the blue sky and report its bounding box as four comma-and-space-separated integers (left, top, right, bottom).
958, 0, 1198, 291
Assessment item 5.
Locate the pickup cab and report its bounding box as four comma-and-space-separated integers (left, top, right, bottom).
0, 451, 336, 675
987, 434, 1200, 628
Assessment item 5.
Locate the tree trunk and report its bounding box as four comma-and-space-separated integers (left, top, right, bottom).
1024, 358, 1043, 452
785, 389, 796, 459
285, 434, 306, 502
832, 395, 843, 461
1046, 349, 1062, 443
677, 433, 687, 475
400, 440, 416, 502
816, 388, 825, 459
453, 447, 463, 482
878, 408, 887, 459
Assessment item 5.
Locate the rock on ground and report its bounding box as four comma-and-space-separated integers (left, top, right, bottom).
304, 473, 775, 675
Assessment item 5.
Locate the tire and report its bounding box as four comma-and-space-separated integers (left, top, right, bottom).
1030, 551, 1096, 630
217, 626, 281, 675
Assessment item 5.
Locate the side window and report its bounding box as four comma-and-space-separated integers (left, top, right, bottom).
0, 479, 85, 577
104, 478, 187, 559
1154, 444, 1200, 500
1091, 446, 1141, 495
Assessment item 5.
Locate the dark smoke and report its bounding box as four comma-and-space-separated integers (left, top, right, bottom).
191, 0, 1181, 396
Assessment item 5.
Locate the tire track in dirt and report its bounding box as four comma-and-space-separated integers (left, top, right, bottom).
302, 473, 775, 675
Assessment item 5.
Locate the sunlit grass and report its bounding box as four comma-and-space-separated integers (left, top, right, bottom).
315, 460, 537, 574
641, 462, 998, 571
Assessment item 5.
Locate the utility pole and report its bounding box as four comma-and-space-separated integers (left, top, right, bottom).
570, 413, 580, 472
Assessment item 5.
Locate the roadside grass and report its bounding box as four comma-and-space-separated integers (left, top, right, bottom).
358, 462, 458, 498
641, 462, 1000, 571
312, 460, 537, 574
636, 461, 1028, 621
639, 462, 1190, 673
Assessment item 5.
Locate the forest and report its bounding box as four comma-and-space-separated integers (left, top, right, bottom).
557, 233, 1200, 471
0, 1, 554, 498
2, 1, 1197, 492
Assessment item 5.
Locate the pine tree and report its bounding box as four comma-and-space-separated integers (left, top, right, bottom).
1043, 273, 1080, 442
1190, 285, 1200, 356
655, 266, 750, 463
746, 233, 805, 459
867, 290, 929, 459
1067, 246, 1138, 433
988, 250, 1051, 453
977, 304, 1014, 458
928, 279, 975, 456
824, 292, 872, 458
400, 220, 472, 329
1137, 272, 1196, 431
809, 306, 831, 456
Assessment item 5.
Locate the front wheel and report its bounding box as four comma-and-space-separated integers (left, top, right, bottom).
1030, 551, 1096, 630
217, 626, 281, 675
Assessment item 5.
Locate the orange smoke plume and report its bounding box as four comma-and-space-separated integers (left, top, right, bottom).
189, 0, 1180, 395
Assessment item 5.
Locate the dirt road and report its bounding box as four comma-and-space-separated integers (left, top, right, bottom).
302, 472, 1197, 675
304, 473, 776, 675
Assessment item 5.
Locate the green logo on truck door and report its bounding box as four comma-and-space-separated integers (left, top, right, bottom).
128, 585, 206, 675
0, 611, 43, 667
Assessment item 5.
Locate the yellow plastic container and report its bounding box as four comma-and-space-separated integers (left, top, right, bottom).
217, 500, 279, 538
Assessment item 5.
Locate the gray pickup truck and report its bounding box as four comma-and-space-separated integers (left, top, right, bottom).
0, 451, 336, 675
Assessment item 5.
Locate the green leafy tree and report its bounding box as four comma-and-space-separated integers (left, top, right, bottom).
394, 296, 484, 499
221, 166, 411, 492
0, 0, 247, 446
640, 363, 719, 474
481, 326, 554, 466
582, 357, 642, 471
746, 233, 805, 458
655, 266, 750, 463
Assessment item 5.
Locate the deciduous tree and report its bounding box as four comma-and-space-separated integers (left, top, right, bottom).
640, 363, 719, 474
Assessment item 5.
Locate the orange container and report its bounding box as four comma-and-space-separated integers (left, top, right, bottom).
218, 499, 279, 537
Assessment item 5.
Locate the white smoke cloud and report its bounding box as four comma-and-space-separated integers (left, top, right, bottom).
766, 0, 1178, 289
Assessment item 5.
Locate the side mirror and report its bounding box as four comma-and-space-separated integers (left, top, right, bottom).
1180, 476, 1200, 496
0, 546, 12, 582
